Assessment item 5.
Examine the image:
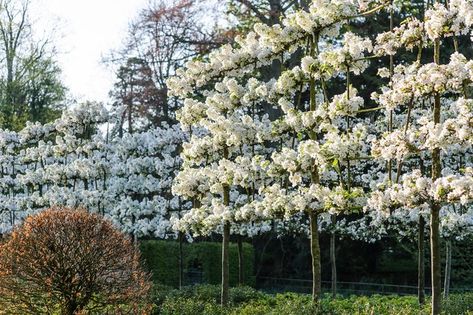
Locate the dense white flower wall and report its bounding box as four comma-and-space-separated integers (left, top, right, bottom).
0, 0, 472, 246
0, 102, 187, 238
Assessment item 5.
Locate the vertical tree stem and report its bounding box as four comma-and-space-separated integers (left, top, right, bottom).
178, 231, 184, 289
330, 214, 337, 298
443, 239, 452, 298
221, 221, 230, 306
309, 210, 321, 301
418, 215, 425, 305
309, 34, 321, 302
221, 145, 230, 306
346, 67, 351, 190
387, 0, 394, 182
238, 234, 244, 285
430, 37, 442, 315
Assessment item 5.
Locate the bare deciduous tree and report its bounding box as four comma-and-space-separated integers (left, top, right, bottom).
107, 0, 226, 133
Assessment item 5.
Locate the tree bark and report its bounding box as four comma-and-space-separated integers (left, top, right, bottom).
309, 210, 321, 301
430, 37, 442, 315
418, 215, 425, 305
238, 234, 244, 285
221, 221, 230, 306
64, 299, 78, 315
443, 239, 452, 298
330, 214, 337, 298
268, 0, 283, 25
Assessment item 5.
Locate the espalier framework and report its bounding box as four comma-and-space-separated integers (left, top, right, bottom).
168, 0, 473, 312
0, 102, 188, 239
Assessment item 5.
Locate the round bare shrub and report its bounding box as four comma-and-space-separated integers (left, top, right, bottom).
0, 208, 152, 315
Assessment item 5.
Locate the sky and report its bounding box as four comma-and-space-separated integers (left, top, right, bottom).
32, 0, 149, 104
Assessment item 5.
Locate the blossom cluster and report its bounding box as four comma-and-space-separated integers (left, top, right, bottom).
167, 0, 386, 98
425, 0, 473, 40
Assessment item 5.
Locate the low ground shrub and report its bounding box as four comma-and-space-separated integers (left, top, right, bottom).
159, 297, 226, 315
152, 284, 263, 307
152, 284, 473, 315
443, 292, 473, 315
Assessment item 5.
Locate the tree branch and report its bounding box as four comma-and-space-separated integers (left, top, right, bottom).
236, 0, 269, 24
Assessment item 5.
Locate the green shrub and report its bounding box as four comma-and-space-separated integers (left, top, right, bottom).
321, 294, 429, 315
229, 302, 272, 315
140, 240, 255, 287
153, 284, 262, 307
229, 285, 264, 304
443, 292, 473, 315
159, 297, 226, 315
175, 284, 221, 303
211, 292, 319, 315
232, 294, 429, 315
268, 293, 320, 315
149, 283, 174, 307
150, 284, 473, 315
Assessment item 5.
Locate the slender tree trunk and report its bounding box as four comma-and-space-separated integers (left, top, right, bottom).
221, 144, 231, 306
387, 0, 394, 182
221, 221, 230, 306
430, 37, 442, 315
179, 231, 184, 289
238, 234, 244, 285
443, 239, 452, 298
430, 206, 442, 314
309, 210, 321, 301
128, 82, 134, 134
418, 215, 426, 305
163, 86, 169, 121
119, 111, 125, 138
308, 34, 321, 302
255, 233, 273, 278
330, 214, 337, 298
6, 32, 14, 110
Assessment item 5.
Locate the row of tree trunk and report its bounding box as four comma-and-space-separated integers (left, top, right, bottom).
174, 212, 452, 307
324, 213, 454, 305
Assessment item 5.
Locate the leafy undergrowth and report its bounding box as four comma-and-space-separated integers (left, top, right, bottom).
151, 284, 473, 315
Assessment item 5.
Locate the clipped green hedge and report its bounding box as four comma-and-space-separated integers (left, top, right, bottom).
140, 240, 255, 287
